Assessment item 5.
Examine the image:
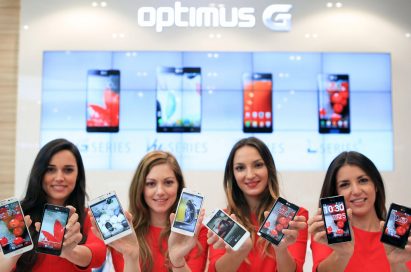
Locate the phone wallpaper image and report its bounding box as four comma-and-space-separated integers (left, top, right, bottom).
318, 74, 350, 133
0, 202, 32, 254
207, 210, 246, 247
38, 210, 68, 250
323, 201, 350, 239
156, 67, 201, 132
86, 70, 120, 130
385, 209, 411, 239
90, 195, 129, 239
243, 73, 273, 132
259, 202, 296, 242
174, 193, 202, 232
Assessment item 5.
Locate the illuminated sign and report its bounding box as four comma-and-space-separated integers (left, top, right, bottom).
137, 2, 292, 32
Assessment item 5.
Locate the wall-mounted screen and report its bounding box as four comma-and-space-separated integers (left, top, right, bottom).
41, 51, 393, 171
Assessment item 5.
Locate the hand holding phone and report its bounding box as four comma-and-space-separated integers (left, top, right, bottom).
203, 209, 250, 251
381, 203, 411, 249
320, 196, 352, 244
89, 191, 132, 244
0, 198, 33, 257
171, 188, 204, 236
258, 197, 299, 246
36, 204, 70, 255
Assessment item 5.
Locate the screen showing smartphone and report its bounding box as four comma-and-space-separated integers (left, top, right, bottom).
36, 204, 69, 255
156, 67, 202, 133
320, 195, 351, 244
89, 191, 132, 244
86, 69, 120, 132
203, 209, 250, 251
381, 203, 411, 249
171, 189, 204, 236
318, 74, 350, 134
0, 198, 33, 257
258, 197, 299, 245
243, 73, 273, 133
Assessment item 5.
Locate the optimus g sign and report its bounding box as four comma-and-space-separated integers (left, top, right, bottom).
137, 2, 293, 32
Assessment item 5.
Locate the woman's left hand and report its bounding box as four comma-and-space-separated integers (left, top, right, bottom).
383, 221, 411, 267
60, 206, 83, 259
268, 212, 307, 250
168, 209, 205, 267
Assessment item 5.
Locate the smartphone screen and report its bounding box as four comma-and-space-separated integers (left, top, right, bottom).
205, 210, 248, 249
318, 74, 350, 133
172, 189, 203, 236
0, 198, 33, 257
258, 197, 299, 245
156, 67, 201, 133
89, 193, 131, 244
86, 69, 120, 132
243, 73, 273, 133
381, 203, 411, 249
320, 196, 351, 244
36, 205, 69, 255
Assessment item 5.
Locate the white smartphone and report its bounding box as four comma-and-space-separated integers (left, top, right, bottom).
88, 191, 132, 244
203, 209, 250, 251
171, 188, 204, 236
0, 197, 33, 257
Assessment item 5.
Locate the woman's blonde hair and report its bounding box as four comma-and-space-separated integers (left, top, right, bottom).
128, 151, 185, 271
223, 137, 279, 255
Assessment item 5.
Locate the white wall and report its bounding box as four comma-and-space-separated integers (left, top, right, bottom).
16, 0, 411, 270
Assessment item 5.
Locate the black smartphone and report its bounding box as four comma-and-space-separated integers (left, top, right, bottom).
243, 73, 273, 133
36, 204, 70, 255
156, 67, 202, 133
318, 74, 350, 134
381, 203, 411, 249
257, 197, 299, 245
86, 69, 120, 132
320, 195, 352, 244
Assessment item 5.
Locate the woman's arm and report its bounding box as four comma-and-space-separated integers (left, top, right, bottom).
308, 208, 354, 272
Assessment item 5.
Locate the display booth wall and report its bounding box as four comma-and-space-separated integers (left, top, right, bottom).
13, 0, 411, 269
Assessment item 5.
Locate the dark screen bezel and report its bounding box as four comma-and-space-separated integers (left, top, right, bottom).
257, 197, 299, 245
320, 195, 352, 244
35, 204, 70, 256
380, 203, 411, 249
86, 69, 121, 133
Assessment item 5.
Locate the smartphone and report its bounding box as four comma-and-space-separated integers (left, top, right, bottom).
203, 209, 250, 251
318, 74, 350, 134
381, 203, 411, 249
243, 73, 273, 133
0, 198, 33, 257
86, 69, 120, 132
156, 67, 202, 133
320, 195, 351, 244
89, 191, 132, 244
257, 197, 299, 245
36, 204, 70, 255
171, 188, 204, 236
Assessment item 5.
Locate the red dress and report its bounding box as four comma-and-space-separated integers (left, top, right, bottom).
30, 213, 106, 272
311, 226, 411, 271
208, 208, 309, 272
111, 225, 208, 272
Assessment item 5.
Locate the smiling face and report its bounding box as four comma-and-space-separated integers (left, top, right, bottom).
233, 145, 269, 205
143, 163, 179, 219
336, 164, 377, 217
42, 150, 78, 206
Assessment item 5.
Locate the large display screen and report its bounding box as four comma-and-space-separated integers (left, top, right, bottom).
41, 51, 393, 171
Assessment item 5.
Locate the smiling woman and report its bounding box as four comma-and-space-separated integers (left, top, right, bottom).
309, 151, 411, 272
0, 139, 106, 272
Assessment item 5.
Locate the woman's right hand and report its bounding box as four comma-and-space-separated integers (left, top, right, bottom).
206, 214, 252, 256
308, 208, 354, 258
89, 210, 140, 259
